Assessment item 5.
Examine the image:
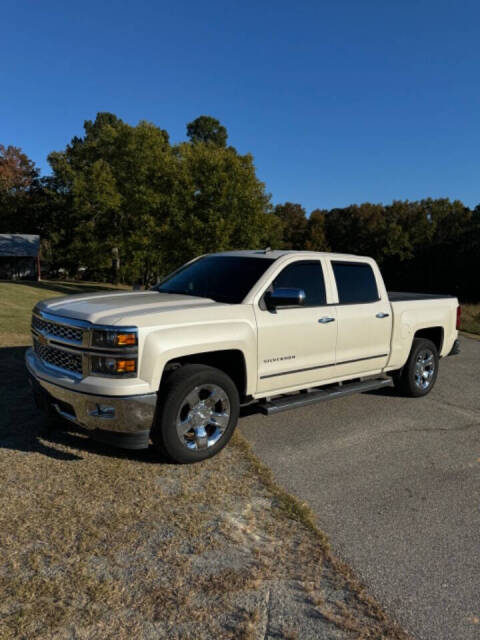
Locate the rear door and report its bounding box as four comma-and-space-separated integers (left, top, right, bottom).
255, 259, 337, 394
328, 259, 392, 377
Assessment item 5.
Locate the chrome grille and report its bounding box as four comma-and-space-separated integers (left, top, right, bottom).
32, 315, 83, 343
34, 340, 83, 375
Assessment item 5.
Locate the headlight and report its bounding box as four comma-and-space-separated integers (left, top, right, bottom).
89, 327, 138, 377
90, 355, 137, 376
92, 329, 137, 348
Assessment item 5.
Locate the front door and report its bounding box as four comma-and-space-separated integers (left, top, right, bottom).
255, 260, 337, 394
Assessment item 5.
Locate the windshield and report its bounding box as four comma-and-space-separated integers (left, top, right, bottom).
154, 256, 274, 304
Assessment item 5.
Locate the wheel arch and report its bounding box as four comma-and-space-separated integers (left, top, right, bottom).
159, 349, 248, 400
387, 325, 444, 375
413, 326, 444, 354
140, 319, 257, 397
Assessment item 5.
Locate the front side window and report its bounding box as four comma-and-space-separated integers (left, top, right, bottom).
155, 256, 274, 304
332, 261, 379, 304
272, 260, 326, 307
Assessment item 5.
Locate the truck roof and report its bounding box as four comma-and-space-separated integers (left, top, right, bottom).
210, 249, 363, 260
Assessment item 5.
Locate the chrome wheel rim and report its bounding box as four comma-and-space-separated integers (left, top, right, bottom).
414, 349, 435, 390
176, 384, 230, 450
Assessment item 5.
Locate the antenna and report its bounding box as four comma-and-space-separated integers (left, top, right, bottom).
263, 247, 271, 254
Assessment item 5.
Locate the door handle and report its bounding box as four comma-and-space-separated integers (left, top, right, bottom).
376, 312, 390, 318
318, 316, 335, 323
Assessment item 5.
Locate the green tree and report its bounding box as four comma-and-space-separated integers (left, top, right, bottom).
47, 112, 274, 282
305, 209, 329, 251
273, 202, 308, 249
48, 112, 172, 281
186, 116, 228, 147
324, 202, 413, 265
162, 141, 273, 267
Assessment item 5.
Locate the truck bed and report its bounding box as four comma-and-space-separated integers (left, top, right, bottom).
388, 291, 454, 302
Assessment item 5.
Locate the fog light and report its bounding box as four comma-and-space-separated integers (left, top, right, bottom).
90, 355, 137, 376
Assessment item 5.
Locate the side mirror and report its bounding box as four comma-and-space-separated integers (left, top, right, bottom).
265, 287, 306, 310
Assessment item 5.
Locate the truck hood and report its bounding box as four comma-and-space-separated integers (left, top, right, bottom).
36, 290, 220, 326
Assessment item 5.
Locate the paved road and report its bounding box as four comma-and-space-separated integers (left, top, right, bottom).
240, 336, 480, 640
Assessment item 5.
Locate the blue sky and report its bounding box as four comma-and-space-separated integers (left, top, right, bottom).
1, 0, 479, 212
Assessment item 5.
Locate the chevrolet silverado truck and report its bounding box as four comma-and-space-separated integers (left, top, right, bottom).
26, 250, 461, 463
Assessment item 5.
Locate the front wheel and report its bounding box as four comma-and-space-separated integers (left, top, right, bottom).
152, 364, 240, 463
392, 338, 439, 397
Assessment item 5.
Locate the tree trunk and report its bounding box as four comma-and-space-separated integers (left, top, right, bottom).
112, 247, 120, 284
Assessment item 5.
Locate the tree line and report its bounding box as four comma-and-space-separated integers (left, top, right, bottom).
1, 112, 479, 300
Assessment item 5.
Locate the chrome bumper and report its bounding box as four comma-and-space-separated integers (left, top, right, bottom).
26, 348, 157, 435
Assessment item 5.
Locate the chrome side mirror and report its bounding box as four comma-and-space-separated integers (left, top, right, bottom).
265, 287, 306, 310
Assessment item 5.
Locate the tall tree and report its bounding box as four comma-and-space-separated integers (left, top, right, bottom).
162, 141, 273, 266
0, 145, 42, 234
273, 202, 308, 249
0, 145, 38, 193
305, 209, 329, 251
47, 112, 274, 282
186, 116, 228, 147
48, 112, 172, 280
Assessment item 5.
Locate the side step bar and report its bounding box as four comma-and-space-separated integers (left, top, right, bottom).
258, 378, 393, 415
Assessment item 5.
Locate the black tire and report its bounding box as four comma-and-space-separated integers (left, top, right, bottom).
152, 364, 240, 463
393, 338, 439, 397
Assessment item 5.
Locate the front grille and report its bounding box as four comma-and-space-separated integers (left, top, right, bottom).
32, 315, 84, 343
34, 340, 83, 375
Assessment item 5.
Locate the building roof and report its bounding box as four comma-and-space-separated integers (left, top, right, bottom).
0, 234, 40, 257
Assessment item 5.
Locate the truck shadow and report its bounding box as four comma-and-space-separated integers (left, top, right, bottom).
364, 386, 398, 397
0, 346, 164, 463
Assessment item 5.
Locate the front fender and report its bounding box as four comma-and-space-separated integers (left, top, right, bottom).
139, 319, 257, 395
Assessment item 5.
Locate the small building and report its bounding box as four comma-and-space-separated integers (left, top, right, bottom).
0, 234, 40, 280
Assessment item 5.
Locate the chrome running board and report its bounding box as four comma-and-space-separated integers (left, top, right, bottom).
258, 378, 393, 415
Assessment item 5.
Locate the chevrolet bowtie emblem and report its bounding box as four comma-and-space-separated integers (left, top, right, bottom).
37, 333, 48, 346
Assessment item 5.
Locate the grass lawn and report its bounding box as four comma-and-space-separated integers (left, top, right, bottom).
0, 280, 128, 345
460, 303, 480, 335
0, 281, 410, 639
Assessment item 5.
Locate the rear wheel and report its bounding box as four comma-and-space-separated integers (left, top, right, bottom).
392, 338, 439, 397
153, 364, 240, 463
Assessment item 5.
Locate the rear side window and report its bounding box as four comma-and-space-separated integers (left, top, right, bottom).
273, 261, 326, 306
332, 261, 379, 304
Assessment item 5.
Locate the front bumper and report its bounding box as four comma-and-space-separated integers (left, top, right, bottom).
26, 348, 157, 449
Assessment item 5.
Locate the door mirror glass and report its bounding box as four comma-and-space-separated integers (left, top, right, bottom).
265, 287, 306, 309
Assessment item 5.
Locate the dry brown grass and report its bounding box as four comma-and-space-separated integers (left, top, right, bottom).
0, 282, 412, 639
235, 435, 411, 640
460, 303, 480, 335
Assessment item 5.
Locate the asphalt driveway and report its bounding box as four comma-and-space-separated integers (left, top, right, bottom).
240, 335, 480, 640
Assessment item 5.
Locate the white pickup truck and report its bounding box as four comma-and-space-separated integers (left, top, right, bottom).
26, 250, 460, 463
